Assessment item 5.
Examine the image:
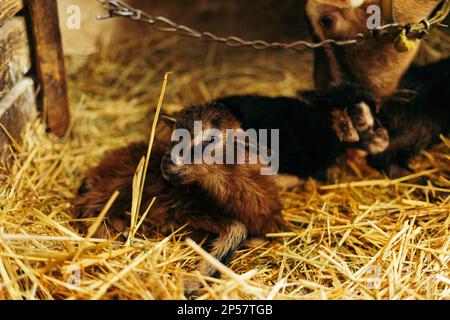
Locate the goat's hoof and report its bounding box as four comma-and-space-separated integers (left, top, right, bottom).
361, 127, 389, 155
183, 277, 202, 299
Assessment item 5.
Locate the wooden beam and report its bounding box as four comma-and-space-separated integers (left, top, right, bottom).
0, 17, 32, 100
28, 0, 70, 137
0, 0, 23, 26
0, 78, 37, 155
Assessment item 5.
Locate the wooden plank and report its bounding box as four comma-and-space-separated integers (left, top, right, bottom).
0, 17, 32, 101
28, 0, 70, 137
0, 0, 23, 26
0, 78, 37, 156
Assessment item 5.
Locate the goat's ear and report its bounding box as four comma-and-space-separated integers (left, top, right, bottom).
161, 113, 177, 127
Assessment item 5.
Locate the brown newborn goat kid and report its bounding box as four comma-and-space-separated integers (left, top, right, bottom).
73, 104, 285, 292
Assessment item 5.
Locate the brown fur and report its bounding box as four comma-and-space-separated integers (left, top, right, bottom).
73, 137, 283, 238
72, 105, 285, 294
306, 0, 442, 100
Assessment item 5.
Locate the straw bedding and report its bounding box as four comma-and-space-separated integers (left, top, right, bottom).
0, 33, 449, 300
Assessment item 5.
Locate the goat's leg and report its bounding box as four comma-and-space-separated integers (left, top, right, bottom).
184, 220, 247, 296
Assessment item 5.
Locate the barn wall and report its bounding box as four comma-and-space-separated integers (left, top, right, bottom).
57, 0, 310, 57
0, 0, 37, 155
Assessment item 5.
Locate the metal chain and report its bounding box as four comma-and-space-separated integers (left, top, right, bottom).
96, 0, 442, 53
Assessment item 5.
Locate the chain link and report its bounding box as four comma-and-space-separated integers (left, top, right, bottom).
96, 0, 434, 53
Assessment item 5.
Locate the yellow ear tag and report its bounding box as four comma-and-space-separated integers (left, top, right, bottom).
394, 29, 418, 53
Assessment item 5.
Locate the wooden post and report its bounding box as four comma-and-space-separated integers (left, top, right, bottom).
28, 0, 70, 137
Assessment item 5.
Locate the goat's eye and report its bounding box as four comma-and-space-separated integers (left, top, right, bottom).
320, 15, 334, 30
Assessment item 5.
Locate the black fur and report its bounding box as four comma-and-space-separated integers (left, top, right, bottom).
215, 83, 382, 179
368, 57, 450, 177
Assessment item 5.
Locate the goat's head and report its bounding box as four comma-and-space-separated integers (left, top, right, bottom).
160, 104, 272, 184
306, 0, 443, 99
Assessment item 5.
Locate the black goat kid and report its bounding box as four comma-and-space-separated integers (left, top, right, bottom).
215, 83, 389, 180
